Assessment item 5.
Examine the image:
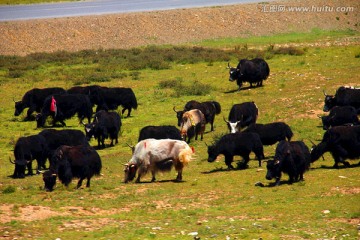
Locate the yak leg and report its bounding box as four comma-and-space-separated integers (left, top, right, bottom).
77, 178, 85, 189
237, 80, 243, 91
176, 170, 183, 182
122, 108, 131, 117
275, 176, 281, 186
299, 173, 304, 181
86, 177, 91, 188
26, 161, 33, 176
288, 175, 294, 184
224, 155, 234, 169
135, 176, 141, 183
242, 155, 250, 167
26, 106, 36, 120
115, 134, 119, 144
97, 138, 102, 148
151, 170, 156, 182
135, 173, 142, 183
99, 135, 105, 148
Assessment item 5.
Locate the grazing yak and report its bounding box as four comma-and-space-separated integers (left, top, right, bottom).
124, 139, 194, 183
84, 110, 122, 148
94, 87, 138, 117
38, 129, 89, 166
182, 100, 221, 131
242, 122, 293, 146
179, 109, 206, 143
10, 134, 47, 178
228, 58, 270, 91
224, 102, 259, 133
14, 87, 66, 120
36, 94, 93, 127
323, 86, 360, 112
138, 125, 182, 142
310, 125, 360, 168
174, 100, 221, 132
67, 85, 103, 107
207, 132, 265, 169
266, 140, 311, 186
42, 145, 102, 191
319, 106, 359, 130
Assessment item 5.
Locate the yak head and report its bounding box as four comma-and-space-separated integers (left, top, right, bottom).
180, 112, 196, 138
227, 62, 240, 82
9, 157, 28, 179
323, 90, 335, 112
14, 100, 25, 116
265, 159, 281, 181
223, 116, 242, 133
83, 122, 96, 141
207, 144, 219, 163
173, 107, 185, 127
123, 163, 137, 183
42, 170, 57, 192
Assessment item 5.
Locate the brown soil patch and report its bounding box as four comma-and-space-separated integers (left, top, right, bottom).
0, 204, 66, 223
330, 186, 360, 195
0, 0, 359, 56
0, 204, 130, 224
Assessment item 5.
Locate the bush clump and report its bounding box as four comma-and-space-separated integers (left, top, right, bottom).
158, 78, 214, 97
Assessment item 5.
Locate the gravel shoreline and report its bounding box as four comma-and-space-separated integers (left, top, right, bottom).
0, 0, 358, 56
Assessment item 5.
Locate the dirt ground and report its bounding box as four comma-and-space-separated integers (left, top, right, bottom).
0, 0, 359, 56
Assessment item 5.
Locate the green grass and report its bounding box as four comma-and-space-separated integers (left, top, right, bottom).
0, 30, 359, 239
196, 28, 359, 49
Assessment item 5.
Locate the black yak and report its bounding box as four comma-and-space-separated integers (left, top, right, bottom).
42, 145, 102, 191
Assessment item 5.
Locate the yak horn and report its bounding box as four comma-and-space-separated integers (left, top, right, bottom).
173, 106, 178, 113
309, 139, 317, 146
223, 116, 229, 123
323, 89, 327, 96
9, 157, 15, 164
227, 62, 231, 69
126, 143, 135, 153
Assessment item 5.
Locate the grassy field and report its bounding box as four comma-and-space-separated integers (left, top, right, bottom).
0, 29, 359, 239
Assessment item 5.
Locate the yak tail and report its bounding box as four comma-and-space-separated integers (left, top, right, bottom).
178, 146, 193, 165
212, 101, 222, 115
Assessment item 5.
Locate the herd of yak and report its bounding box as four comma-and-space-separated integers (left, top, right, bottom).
8, 57, 360, 191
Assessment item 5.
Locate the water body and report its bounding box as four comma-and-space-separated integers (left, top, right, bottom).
0, 0, 267, 21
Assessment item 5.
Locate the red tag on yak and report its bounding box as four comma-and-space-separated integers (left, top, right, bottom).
191, 146, 195, 153
50, 96, 57, 116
